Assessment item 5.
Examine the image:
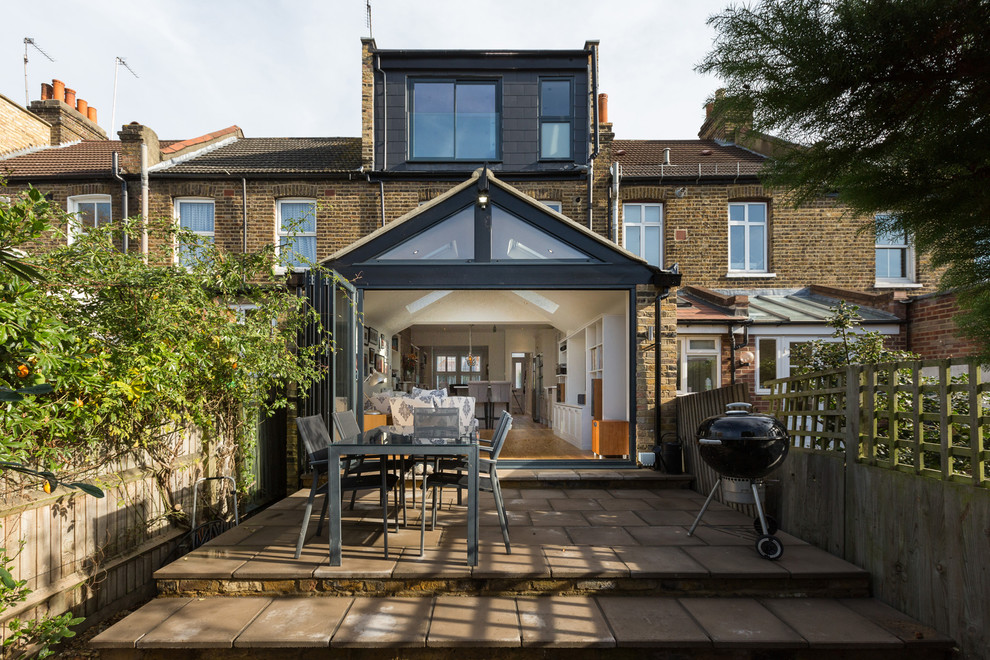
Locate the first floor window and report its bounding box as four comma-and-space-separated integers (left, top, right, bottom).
277, 198, 317, 270
67, 195, 111, 244
175, 198, 214, 267
623, 203, 662, 267
728, 202, 767, 273
540, 78, 572, 160
676, 337, 720, 394
875, 215, 914, 283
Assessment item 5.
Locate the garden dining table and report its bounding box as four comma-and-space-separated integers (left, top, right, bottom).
326, 426, 479, 566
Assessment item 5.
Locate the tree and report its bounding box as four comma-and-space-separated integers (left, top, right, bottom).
698, 0, 990, 360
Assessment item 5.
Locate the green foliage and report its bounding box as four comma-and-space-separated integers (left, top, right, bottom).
0, 543, 83, 659
791, 301, 917, 373
698, 0, 990, 360
0, 184, 330, 501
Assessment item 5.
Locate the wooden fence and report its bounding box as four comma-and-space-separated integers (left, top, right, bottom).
764, 357, 989, 659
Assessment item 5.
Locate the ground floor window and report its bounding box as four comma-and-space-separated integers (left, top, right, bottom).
434, 347, 485, 388
754, 335, 834, 393
676, 337, 721, 394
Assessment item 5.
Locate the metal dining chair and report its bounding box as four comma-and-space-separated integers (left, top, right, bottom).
420, 411, 513, 555
293, 414, 398, 559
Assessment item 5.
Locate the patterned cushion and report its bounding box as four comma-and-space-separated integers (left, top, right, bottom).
389, 396, 433, 428
438, 396, 477, 436
365, 391, 398, 414
410, 387, 447, 406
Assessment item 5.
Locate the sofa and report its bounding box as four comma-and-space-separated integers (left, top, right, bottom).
364, 387, 478, 437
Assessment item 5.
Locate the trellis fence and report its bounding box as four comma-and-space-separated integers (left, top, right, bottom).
764, 357, 989, 659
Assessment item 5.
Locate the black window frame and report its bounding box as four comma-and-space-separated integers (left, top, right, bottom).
408, 78, 502, 162
538, 77, 573, 161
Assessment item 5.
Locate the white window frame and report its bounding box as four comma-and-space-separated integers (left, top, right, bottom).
753, 334, 838, 394
276, 198, 317, 272
541, 201, 562, 213
173, 197, 215, 267
622, 202, 663, 267
675, 336, 721, 395
67, 194, 112, 244
875, 214, 916, 286
727, 202, 769, 275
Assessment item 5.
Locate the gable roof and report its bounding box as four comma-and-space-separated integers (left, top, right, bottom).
613, 139, 765, 179
155, 137, 362, 175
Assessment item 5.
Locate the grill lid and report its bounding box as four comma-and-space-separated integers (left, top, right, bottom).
696, 402, 789, 479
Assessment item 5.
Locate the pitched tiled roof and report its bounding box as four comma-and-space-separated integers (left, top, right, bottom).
613, 139, 765, 178
677, 288, 902, 326
158, 137, 362, 175
0, 140, 148, 178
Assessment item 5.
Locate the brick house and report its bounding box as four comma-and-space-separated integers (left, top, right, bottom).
0, 39, 977, 487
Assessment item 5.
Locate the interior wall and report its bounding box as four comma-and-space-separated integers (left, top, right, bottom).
409, 326, 508, 381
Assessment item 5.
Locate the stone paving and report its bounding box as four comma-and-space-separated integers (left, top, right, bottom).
92, 473, 955, 657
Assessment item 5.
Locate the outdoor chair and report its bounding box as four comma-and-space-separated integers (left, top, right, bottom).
420, 410, 513, 555
293, 414, 398, 559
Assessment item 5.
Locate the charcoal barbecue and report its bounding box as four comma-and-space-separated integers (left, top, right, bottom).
687, 402, 789, 560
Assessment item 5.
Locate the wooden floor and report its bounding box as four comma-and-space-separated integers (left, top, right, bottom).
483, 415, 594, 460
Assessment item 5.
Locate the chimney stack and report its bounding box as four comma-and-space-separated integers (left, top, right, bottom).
29, 78, 108, 143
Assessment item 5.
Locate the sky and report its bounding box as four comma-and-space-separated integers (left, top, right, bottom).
2, 0, 730, 142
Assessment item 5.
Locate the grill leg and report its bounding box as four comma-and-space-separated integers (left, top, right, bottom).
751, 482, 770, 535
688, 478, 721, 536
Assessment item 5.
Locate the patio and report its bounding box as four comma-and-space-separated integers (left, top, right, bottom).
91, 473, 953, 657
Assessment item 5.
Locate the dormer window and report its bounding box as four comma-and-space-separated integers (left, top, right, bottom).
409, 80, 499, 161
540, 78, 572, 160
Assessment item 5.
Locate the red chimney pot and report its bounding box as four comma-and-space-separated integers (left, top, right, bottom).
40, 83, 54, 100
64, 87, 76, 106
598, 93, 609, 124
52, 79, 65, 101
87, 106, 98, 123
76, 98, 88, 116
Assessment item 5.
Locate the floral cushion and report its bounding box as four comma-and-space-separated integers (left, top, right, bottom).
438, 396, 477, 436
389, 396, 433, 428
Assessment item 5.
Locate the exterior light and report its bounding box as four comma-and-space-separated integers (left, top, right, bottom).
477, 193, 489, 208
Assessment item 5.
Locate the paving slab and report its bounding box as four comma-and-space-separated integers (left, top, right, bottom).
238, 524, 307, 547
530, 510, 591, 527
625, 525, 706, 546
544, 546, 628, 578
392, 546, 473, 577
682, 545, 791, 578
510, 525, 572, 547
597, 596, 711, 648
774, 544, 869, 578
565, 525, 638, 546
611, 545, 709, 578
90, 598, 191, 648
688, 524, 761, 546
564, 488, 616, 499
232, 545, 324, 579
472, 543, 550, 579
679, 597, 806, 649
761, 598, 903, 648
235, 597, 353, 648
548, 497, 604, 511
331, 596, 433, 648
597, 497, 655, 511
517, 596, 614, 648
516, 487, 569, 499
137, 597, 271, 648
634, 508, 700, 526
583, 510, 649, 526
153, 546, 258, 579
839, 598, 956, 646
313, 549, 399, 578
428, 596, 520, 647
535, 470, 580, 481
608, 488, 662, 499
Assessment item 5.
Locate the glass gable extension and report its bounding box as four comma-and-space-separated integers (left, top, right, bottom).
377, 206, 475, 260
410, 80, 499, 160
491, 207, 589, 260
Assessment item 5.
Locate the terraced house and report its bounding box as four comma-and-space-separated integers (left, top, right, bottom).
0, 38, 969, 485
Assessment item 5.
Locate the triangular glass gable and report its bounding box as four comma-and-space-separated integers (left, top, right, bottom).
491, 206, 592, 261
376, 206, 475, 261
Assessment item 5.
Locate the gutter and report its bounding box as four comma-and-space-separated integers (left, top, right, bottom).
111, 151, 128, 253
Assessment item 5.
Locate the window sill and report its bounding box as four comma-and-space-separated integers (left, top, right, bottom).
874, 281, 923, 289
725, 271, 776, 278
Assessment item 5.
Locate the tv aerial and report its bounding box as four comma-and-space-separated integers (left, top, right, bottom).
23, 38, 55, 106
111, 57, 140, 133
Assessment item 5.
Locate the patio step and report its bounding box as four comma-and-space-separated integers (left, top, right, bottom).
91, 594, 954, 658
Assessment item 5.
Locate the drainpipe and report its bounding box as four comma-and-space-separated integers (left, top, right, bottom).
586, 41, 600, 230
241, 178, 248, 253
111, 151, 128, 253
364, 172, 386, 228
376, 54, 386, 171
140, 143, 149, 264
654, 287, 670, 447
609, 161, 621, 244
728, 320, 753, 386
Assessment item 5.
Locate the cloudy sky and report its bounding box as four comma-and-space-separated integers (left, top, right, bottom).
2, 0, 729, 142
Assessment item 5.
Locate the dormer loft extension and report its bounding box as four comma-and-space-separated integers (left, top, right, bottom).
362, 38, 596, 175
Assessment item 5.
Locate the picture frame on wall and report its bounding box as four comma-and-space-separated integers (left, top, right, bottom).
391, 335, 399, 351
374, 354, 386, 374
379, 333, 387, 352
366, 327, 378, 345
368, 348, 376, 372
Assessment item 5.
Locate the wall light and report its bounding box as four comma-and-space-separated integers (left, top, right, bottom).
477, 192, 489, 208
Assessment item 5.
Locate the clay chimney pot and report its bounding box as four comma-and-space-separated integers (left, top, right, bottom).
64, 87, 76, 106
598, 93, 609, 124
76, 98, 88, 115
40, 83, 54, 100
52, 79, 65, 100
87, 106, 98, 123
